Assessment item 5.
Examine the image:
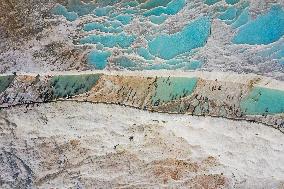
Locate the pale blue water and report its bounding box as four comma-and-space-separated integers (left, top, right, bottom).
225, 0, 239, 5
51, 74, 101, 98
94, 7, 113, 16
204, 0, 220, 5
148, 17, 211, 60
231, 7, 249, 28
232, 5, 284, 45
218, 7, 237, 21
115, 57, 137, 70
214, 6, 227, 14
141, 0, 172, 9
143, 0, 186, 16
51, 0, 283, 72
53, 0, 123, 18
108, 20, 123, 28
137, 47, 155, 60
259, 40, 284, 64
123, 9, 139, 14
83, 22, 123, 33
51, 4, 78, 21
274, 48, 284, 59
166, 59, 202, 69
265, 42, 284, 58
87, 50, 111, 69
146, 59, 203, 70
80, 33, 135, 48
122, 1, 139, 7
66, 0, 96, 16
115, 14, 133, 25
149, 14, 168, 24
93, 0, 121, 6
185, 60, 203, 69
151, 77, 198, 105
240, 87, 284, 115
146, 63, 171, 70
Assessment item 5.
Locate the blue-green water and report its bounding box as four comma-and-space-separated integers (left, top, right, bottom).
148, 17, 211, 60
259, 40, 284, 64
146, 63, 173, 70
94, 6, 113, 16
185, 60, 203, 69
95, 0, 121, 6
137, 47, 155, 60
149, 14, 168, 24
146, 60, 203, 70
141, 0, 172, 9
231, 7, 249, 28
87, 50, 111, 69
232, 5, 284, 45
151, 77, 198, 105
108, 20, 123, 28
122, 1, 139, 7
204, 0, 220, 6
52, 0, 122, 19
114, 57, 138, 70
51, 74, 101, 98
218, 7, 238, 21
225, 0, 239, 5
51, 4, 78, 21
66, 0, 96, 16
274, 47, 284, 59
51, 0, 284, 71
115, 14, 133, 25
80, 33, 135, 48
0, 75, 15, 93
83, 22, 123, 33
123, 9, 139, 14
143, 0, 186, 16
240, 87, 284, 115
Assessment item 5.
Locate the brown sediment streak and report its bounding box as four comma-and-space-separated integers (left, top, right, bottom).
0, 72, 283, 133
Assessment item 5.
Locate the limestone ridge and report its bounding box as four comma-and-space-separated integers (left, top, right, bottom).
0, 73, 283, 132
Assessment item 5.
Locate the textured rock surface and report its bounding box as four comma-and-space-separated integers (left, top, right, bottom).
1, 0, 284, 79
1, 102, 284, 188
